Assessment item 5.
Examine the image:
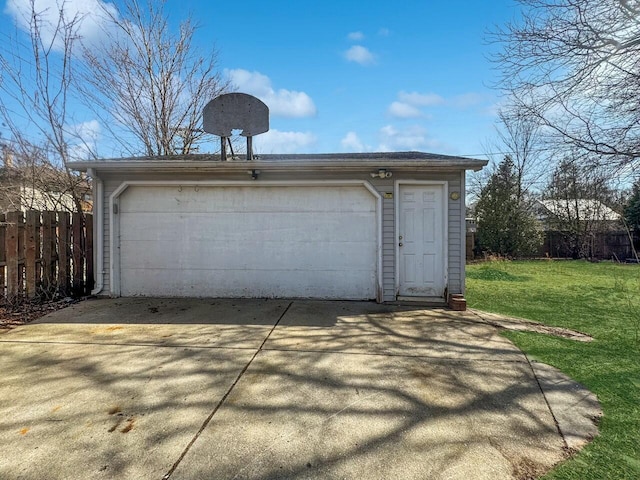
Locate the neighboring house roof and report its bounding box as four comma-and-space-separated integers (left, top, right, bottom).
537, 199, 621, 222
69, 151, 488, 173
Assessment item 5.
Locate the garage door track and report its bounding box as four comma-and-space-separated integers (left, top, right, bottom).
0, 299, 597, 479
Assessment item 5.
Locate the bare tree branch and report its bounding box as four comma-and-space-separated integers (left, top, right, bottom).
492, 0, 640, 168
80, 0, 229, 156
0, 0, 94, 214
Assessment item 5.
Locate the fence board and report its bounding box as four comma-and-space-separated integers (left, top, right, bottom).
1, 210, 93, 302
25, 211, 39, 297
41, 211, 56, 290
72, 212, 84, 296
5, 212, 21, 298
58, 212, 71, 295
17, 213, 24, 295
34, 213, 41, 287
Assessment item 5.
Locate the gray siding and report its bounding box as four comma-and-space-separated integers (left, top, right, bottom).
96, 170, 466, 300
101, 176, 123, 293
447, 174, 463, 295
382, 195, 395, 302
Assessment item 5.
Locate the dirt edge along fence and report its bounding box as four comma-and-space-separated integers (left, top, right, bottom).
0, 210, 94, 300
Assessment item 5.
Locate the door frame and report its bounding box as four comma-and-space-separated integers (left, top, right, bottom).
108, 180, 383, 300
394, 180, 448, 298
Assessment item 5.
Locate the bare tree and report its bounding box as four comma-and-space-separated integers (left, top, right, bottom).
471, 105, 549, 202
494, 108, 547, 201
81, 0, 229, 156
468, 106, 546, 209
492, 0, 640, 169
542, 158, 618, 258
0, 0, 91, 213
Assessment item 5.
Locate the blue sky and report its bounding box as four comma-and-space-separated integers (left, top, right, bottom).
2, 0, 521, 158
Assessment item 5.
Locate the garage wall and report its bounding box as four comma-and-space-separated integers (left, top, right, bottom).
102, 176, 116, 292
98, 170, 464, 300
448, 172, 464, 296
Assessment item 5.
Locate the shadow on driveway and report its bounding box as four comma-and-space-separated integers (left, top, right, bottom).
0, 298, 593, 480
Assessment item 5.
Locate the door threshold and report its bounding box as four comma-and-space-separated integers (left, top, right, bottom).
395, 296, 447, 306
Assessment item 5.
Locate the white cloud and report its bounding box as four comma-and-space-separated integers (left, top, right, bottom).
452, 93, 484, 108
377, 124, 443, 152
386, 91, 444, 119
225, 69, 317, 118
398, 91, 445, 107
344, 45, 375, 65
378, 28, 390, 36
388, 101, 423, 119
67, 119, 101, 160
71, 119, 101, 140
347, 31, 364, 41
484, 101, 503, 117
340, 131, 364, 151
5, 0, 119, 51
387, 91, 486, 120
254, 129, 317, 154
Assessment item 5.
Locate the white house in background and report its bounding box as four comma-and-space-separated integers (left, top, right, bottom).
537, 199, 621, 225
70, 152, 486, 304
0, 164, 92, 213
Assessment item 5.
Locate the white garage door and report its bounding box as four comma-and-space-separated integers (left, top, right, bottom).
117, 184, 378, 299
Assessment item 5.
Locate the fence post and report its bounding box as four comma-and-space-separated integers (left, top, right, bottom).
72, 212, 84, 296
25, 211, 40, 297
5, 211, 21, 298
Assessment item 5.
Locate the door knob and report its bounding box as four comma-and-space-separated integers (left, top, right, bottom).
399, 242, 403, 247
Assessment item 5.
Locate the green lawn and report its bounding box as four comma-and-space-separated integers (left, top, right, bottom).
466, 260, 640, 479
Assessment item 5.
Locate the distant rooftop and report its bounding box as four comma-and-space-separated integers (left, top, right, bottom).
538, 199, 621, 222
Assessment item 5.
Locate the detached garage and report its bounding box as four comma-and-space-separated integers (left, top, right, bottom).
70, 152, 486, 303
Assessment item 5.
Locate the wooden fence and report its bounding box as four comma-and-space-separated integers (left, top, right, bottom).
0, 210, 93, 300
467, 229, 637, 261
542, 230, 636, 260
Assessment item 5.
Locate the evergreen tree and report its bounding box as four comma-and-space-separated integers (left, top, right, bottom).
475, 156, 542, 257
624, 180, 640, 236
624, 179, 640, 256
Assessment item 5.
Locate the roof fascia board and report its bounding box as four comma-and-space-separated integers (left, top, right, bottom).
69, 159, 487, 173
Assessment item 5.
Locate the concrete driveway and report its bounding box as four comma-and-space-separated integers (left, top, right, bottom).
0, 299, 596, 479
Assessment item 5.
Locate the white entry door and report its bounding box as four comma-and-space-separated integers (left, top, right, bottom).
398, 184, 446, 297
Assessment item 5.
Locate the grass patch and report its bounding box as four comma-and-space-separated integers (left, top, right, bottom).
466, 260, 640, 479
466, 265, 531, 282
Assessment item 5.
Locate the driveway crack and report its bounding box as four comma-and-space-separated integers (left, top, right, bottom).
522, 352, 569, 452
161, 301, 293, 480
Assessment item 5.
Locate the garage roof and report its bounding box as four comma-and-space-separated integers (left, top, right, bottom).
69, 151, 488, 173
